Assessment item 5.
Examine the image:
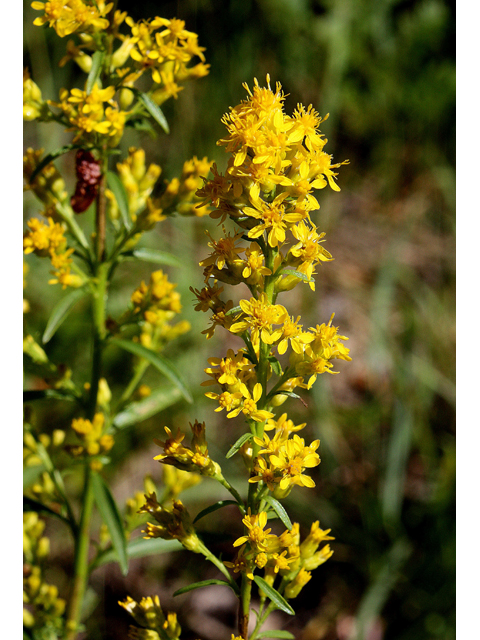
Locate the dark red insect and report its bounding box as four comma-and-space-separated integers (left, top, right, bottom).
71, 150, 102, 213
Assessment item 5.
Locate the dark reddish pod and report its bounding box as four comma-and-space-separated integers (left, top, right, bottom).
71, 150, 102, 213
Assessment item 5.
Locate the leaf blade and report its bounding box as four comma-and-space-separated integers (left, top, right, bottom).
257, 632, 295, 639
106, 170, 131, 230
193, 500, 238, 524
131, 247, 183, 267
253, 576, 295, 615
42, 287, 88, 344
91, 537, 182, 571
86, 50, 105, 94
173, 579, 235, 597
111, 339, 192, 403
91, 473, 128, 576
226, 433, 253, 459
263, 495, 293, 530
137, 92, 170, 133
113, 386, 183, 429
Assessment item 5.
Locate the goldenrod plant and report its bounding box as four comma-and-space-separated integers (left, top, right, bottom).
24, 3, 211, 639
118, 78, 350, 639
24, 4, 350, 640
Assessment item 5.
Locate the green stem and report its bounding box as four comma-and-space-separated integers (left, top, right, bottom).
249, 600, 277, 640
216, 475, 245, 514
196, 540, 236, 585
64, 465, 95, 640
239, 573, 252, 639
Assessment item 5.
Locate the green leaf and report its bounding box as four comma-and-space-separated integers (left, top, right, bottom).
253, 576, 295, 615
91, 473, 128, 576
137, 92, 170, 133
173, 579, 234, 597
110, 339, 192, 403
268, 356, 283, 376
257, 632, 295, 639
225, 305, 242, 317
226, 433, 253, 459
23, 389, 78, 403
29, 145, 81, 184
278, 268, 313, 284
23, 496, 71, 526
193, 500, 238, 524
131, 247, 183, 267
86, 50, 105, 94
23, 465, 45, 490
126, 117, 158, 139
263, 496, 292, 530
91, 536, 181, 571
106, 171, 131, 230
42, 287, 88, 344
113, 386, 182, 429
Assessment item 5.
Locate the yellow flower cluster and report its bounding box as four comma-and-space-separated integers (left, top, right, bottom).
228, 512, 334, 592
23, 216, 82, 288
139, 494, 202, 553
153, 421, 221, 478
23, 512, 66, 632
123, 16, 210, 105
128, 270, 190, 350
119, 594, 182, 640
32, 0, 113, 38
111, 148, 162, 223
50, 82, 129, 145
66, 412, 114, 470
23, 69, 44, 121
157, 156, 214, 217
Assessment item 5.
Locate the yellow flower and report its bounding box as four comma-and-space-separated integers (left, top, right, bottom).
230, 294, 288, 345
233, 511, 277, 552
226, 382, 274, 422
32, 0, 113, 38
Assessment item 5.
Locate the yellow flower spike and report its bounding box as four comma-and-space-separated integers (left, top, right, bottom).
233, 511, 277, 553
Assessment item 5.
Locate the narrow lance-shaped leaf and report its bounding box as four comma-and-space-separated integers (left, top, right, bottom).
113, 386, 182, 429
173, 579, 238, 597
137, 91, 170, 133
42, 287, 88, 344
90, 537, 182, 572
106, 171, 131, 230
85, 50, 105, 94
253, 576, 295, 615
91, 473, 128, 576
263, 495, 293, 530
226, 433, 253, 459
131, 247, 183, 267
23, 465, 45, 490
193, 500, 238, 524
111, 338, 193, 403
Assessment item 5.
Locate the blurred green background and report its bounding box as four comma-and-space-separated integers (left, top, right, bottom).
23, 1, 455, 639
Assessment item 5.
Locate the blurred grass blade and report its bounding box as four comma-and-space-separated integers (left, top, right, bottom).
173, 579, 235, 597
23, 465, 45, 490
113, 386, 183, 429
29, 145, 80, 183
381, 400, 413, 525
85, 50, 105, 94
193, 500, 238, 524
90, 537, 181, 572
91, 473, 128, 576
106, 170, 131, 230
42, 287, 88, 344
264, 495, 293, 530
132, 247, 182, 267
226, 433, 253, 459
257, 632, 295, 639
253, 576, 295, 615
349, 538, 412, 640
111, 338, 192, 403
137, 91, 170, 133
